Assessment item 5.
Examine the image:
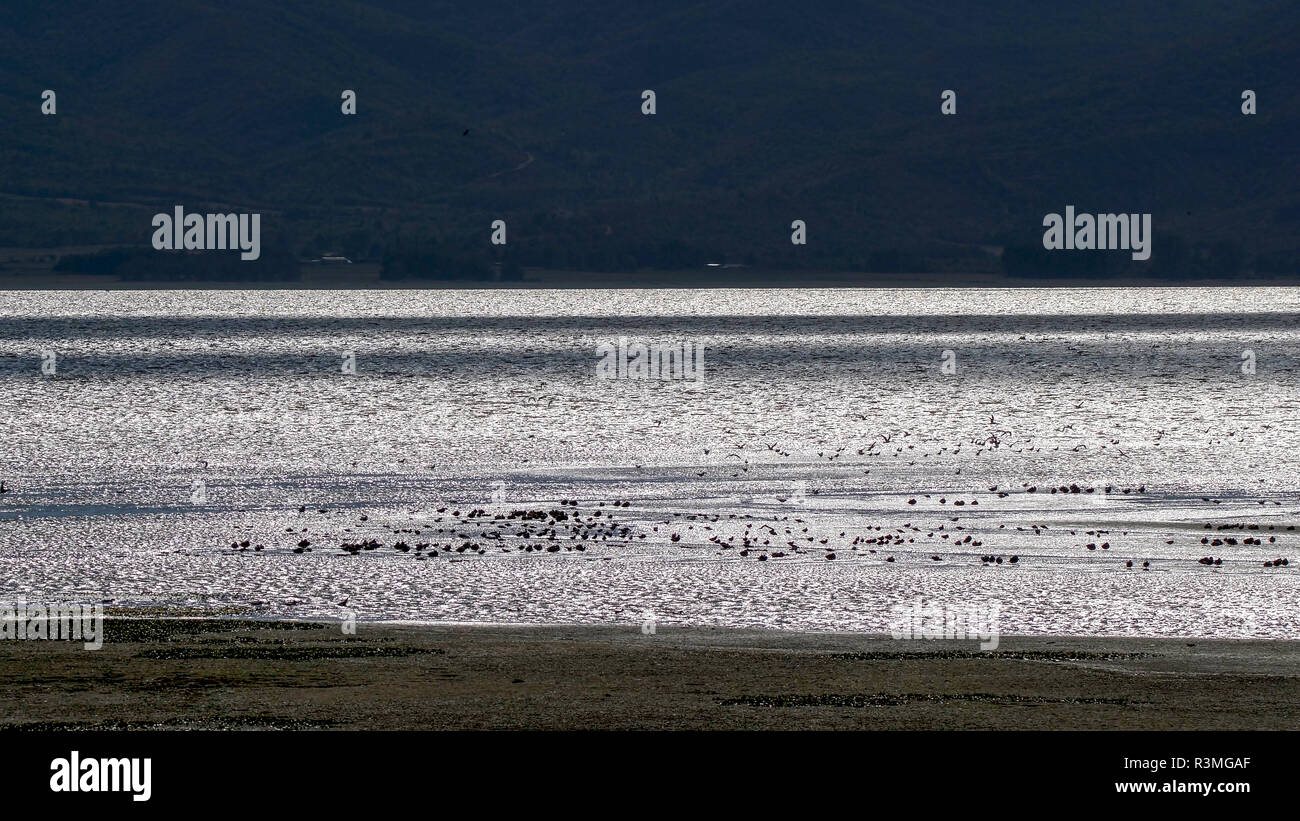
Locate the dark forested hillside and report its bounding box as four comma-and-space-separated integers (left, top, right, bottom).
1, 0, 1296, 281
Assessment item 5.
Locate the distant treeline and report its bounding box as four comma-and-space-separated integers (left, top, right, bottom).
376, 233, 1296, 279
367, 222, 984, 278
379, 243, 522, 281
1001, 236, 1298, 278
306, 233, 975, 279
50, 233, 1296, 282
53, 242, 299, 281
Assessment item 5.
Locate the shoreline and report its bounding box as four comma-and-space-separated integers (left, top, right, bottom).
3, 270, 1299, 291
3, 618, 1297, 730
98, 612, 1300, 643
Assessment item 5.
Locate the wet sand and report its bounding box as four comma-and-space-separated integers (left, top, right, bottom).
1, 620, 1297, 730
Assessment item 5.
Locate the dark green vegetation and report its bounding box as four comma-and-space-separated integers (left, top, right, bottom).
135, 645, 443, 660
716, 693, 1134, 707
1, 1, 1296, 282
8, 717, 340, 731
101, 618, 326, 642
829, 650, 1153, 661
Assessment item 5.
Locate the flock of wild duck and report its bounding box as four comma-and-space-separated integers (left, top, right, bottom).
8, 421, 1287, 572
208, 482, 1292, 572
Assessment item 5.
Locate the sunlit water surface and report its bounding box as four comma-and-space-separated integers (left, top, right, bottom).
1, 287, 1297, 638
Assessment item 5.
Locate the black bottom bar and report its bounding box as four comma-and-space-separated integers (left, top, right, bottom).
4, 730, 1283, 809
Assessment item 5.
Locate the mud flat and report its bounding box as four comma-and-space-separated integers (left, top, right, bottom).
1, 619, 1297, 730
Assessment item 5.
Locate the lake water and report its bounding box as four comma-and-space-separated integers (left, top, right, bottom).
1, 286, 1297, 637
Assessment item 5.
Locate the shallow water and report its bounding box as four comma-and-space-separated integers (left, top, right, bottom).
1, 286, 1297, 637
